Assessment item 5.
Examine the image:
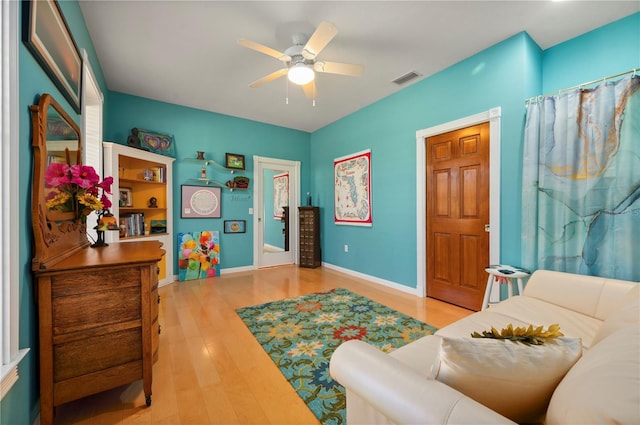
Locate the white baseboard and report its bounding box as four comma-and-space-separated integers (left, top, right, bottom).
322, 262, 420, 296
221, 265, 256, 274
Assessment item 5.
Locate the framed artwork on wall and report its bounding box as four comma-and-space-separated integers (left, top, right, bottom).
334, 149, 372, 226
23, 0, 82, 113
224, 220, 246, 234
225, 153, 245, 170
181, 185, 221, 218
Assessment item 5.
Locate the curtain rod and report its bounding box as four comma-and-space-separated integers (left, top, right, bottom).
525, 68, 638, 103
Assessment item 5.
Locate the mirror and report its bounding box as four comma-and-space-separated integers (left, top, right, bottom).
263, 168, 289, 253
30, 93, 87, 269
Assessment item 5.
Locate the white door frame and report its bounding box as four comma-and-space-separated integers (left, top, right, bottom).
415, 107, 502, 297
253, 156, 300, 268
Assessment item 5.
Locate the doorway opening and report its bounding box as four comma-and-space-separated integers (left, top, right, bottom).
253, 156, 301, 268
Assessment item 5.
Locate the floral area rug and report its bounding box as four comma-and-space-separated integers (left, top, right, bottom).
236, 288, 437, 425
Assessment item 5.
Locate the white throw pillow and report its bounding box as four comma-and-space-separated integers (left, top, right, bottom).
431, 336, 582, 423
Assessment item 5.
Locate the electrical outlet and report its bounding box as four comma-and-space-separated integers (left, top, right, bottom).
344, 244, 349, 252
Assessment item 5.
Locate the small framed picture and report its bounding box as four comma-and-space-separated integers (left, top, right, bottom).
225, 153, 245, 170
119, 187, 133, 207
224, 220, 246, 234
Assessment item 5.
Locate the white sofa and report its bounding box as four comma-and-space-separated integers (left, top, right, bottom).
330, 270, 640, 424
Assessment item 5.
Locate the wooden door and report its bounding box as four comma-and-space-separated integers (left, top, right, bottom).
426, 123, 490, 311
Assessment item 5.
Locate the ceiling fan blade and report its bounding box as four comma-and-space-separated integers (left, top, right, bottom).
314, 61, 364, 77
302, 81, 317, 99
238, 39, 291, 62
249, 68, 288, 88
302, 21, 338, 60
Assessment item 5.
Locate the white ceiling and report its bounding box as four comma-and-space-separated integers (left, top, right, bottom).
79, 1, 639, 133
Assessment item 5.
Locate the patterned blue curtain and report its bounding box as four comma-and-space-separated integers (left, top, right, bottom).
522, 75, 640, 281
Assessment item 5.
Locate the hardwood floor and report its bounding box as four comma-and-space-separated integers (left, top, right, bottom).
52, 265, 472, 425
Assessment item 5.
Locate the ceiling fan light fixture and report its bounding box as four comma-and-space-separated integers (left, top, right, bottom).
288, 63, 315, 85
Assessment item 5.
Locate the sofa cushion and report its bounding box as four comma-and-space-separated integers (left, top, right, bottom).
438, 296, 602, 348
546, 324, 640, 424
591, 284, 639, 345
431, 336, 582, 424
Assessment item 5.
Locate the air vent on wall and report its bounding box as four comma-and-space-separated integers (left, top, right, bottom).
392, 70, 422, 85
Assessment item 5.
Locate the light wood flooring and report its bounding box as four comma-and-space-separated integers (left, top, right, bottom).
52, 265, 472, 425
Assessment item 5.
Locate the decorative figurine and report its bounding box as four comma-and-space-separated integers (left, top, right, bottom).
148, 197, 158, 208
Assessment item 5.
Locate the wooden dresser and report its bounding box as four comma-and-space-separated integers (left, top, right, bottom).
29, 94, 165, 425
35, 242, 164, 425
299, 206, 321, 268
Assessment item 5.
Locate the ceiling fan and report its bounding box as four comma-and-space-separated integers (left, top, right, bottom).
238, 21, 364, 98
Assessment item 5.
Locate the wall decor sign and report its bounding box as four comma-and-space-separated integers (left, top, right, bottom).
23, 0, 82, 113
224, 220, 246, 234
225, 153, 245, 170
273, 172, 289, 219
131, 128, 176, 157
334, 149, 372, 226
181, 185, 221, 218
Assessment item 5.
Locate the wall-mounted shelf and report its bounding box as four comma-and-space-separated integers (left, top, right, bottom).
182, 158, 237, 173
186, 178, 248, 192
182, 156, 250, 191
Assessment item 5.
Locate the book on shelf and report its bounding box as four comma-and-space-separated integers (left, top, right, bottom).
119, 213, 146, 237
149, 166, 166, 183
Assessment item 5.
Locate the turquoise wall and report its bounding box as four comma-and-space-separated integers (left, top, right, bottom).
542, 13, 640, 93
5, 1, 108, 424
310, 32, 539, 288
104, 92, 310, 270
7, 3, 638, 423
310, 13, 638, 290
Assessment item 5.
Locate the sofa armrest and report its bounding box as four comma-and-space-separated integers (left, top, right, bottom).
330, 340, 516, 425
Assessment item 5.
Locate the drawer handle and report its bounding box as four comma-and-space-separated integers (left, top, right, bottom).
158, 325, 162, 335
157, 295, 161, 304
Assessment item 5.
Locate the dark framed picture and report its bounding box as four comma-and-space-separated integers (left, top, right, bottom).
23, 0, 82, 113
119, 187, 133, 207
224, 220, 246, 234
181, 185, 221, 218
225, 153, 245, 170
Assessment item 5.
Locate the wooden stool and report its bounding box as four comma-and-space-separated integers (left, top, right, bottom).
482, 265, 531, 310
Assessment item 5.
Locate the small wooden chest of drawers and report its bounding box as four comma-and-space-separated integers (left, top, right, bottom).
299, 206, 321, 268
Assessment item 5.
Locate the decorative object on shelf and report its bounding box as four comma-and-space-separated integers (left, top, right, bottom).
143, 169, 154, 181
150, 219, 167, 234
181, 185, 221, 218
119, 187, 133, 207
128, 128, 176, 157
91, 210, 119, 248
224, 220, 246, 234
201, 166, 207, 179
148, 196, 158, 208
225, 152, 245, 170
334, 149, 372, 226
44, 162, 113, 224
307, 192, 312, 206
23, 0, 82, 113
196, 151, 205, 160
178, 230, 220, 280
233, 175, 250, 189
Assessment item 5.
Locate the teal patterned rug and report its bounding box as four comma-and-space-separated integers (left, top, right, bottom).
236, 288, 437, 425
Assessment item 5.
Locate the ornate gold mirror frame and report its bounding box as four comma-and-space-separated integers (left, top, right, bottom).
31, 93, 88, 269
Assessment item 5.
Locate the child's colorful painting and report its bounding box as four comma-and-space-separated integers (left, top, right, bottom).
178, 231, 220, 281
